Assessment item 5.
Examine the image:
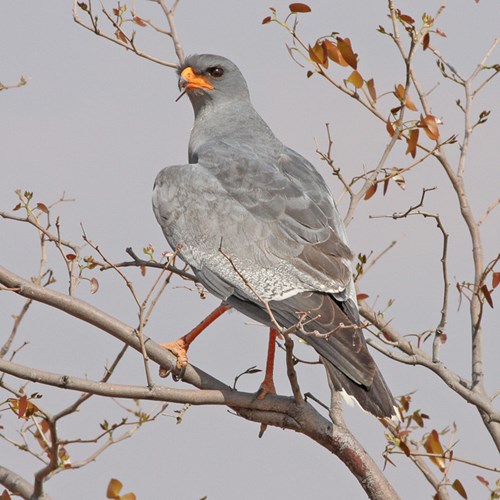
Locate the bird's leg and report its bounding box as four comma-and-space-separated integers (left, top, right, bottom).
257, 328, 278, 399
160, 302, 231, 379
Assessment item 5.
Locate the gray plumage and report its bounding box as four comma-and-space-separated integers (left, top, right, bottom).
153, 54, 396, 418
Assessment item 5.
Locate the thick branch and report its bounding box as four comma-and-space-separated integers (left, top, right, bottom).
0, 465, 49, 500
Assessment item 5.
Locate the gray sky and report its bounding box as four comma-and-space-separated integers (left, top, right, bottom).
1, 1, 499, 499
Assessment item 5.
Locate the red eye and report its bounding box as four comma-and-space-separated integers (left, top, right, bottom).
208, 67, 224, 78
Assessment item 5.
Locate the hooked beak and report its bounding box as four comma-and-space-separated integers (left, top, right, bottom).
178, 67, 214, 92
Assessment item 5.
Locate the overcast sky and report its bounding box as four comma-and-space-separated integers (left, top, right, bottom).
1, 1, 499, 499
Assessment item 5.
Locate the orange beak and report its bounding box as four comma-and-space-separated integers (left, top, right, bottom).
179, 67, 214, 91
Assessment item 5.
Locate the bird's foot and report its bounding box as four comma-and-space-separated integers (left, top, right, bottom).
256, 377, 276, 400
159, 338, 189, 380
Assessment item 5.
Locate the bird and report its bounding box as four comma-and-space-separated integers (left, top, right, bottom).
152, 54, 397, 418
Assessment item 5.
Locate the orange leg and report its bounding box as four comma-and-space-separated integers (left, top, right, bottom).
257, 328, 278, 399
160, 303, 231, 378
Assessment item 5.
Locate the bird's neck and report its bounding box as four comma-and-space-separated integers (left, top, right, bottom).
188, 99, 282, 162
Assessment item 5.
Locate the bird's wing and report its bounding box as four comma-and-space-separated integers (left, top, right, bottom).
154, 145, 354, 299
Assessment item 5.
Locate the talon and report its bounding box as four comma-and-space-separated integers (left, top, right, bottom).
256, 378, 276, 400
160, 338, 189, 379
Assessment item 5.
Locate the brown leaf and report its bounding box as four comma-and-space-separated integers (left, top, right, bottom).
436, 28, 447, 37
492, 272, 500, 289
36, 202, 49, 214
336, 37, 358, 69
289, 3, 311, 13
66, 253, 77, 261
115, 29, 128, 43
481, 285, 493, 308
107, 478, 123, 499
18, 395, 28, 419
140, 265, 146, 277
12, 203, 22, 211
1, 490, 12, 500
356, 293, 369, 301
406, 128, 419, 158
366, 78, 377, 102
133, 16, 147, 27
424, 430, 446, 471
347, 70, 363, 89
452, 479, 468, 499
405, 94, 418, 112
394, 83, 405, 101
90, 277, 99, 294
383, 178, 389, 196
398, 440, 411, 457
399, 13, 415, 24
364, 183, 377, 200
386, 117, 395, 137
323, 40, 348, 66
262, 16, 272, 24
423, 32, 430, 50
77, 2, 88, 11
476, 475, 489, 487
420, 114, 440, 140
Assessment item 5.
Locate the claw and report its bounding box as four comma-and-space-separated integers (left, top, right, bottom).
160, 338, 189, 379
256, 378, 276, 400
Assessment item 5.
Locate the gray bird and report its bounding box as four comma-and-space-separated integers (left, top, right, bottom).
153, 54, 397, 418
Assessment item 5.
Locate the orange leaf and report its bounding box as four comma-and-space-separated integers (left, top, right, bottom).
366, 78, 377, 102
481, 285, 493, 308
405, 94, 418, 111
1, 490, 12, 500
336, 37, 357, 69
107, 478, 123, 499
364, 183, 377, 200
347, 70, 363, 89
262, 16, 272, 24
323, 40, 348, 66
289, 3, 311, 13
356, 293, 369, 301
394, 84, 405, 101
420, 114, 440, 140
406, 128, 419, 158
66, 253, 76, 261
424, 430, 446, 471
121, 494, 137, 500
308, 42, 327, 68
452, 479, 468, 499
492, 272, 500, 289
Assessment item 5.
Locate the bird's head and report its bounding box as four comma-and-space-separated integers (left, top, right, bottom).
176, 54, 250, 111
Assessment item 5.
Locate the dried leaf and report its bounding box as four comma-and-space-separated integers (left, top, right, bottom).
356, 293, 369, 301
423, 32, 430, 50
115, 29, 128, 43
107, 478, 123, 499
436, 28, 447, 37
120, 494, 137, 500
12, 203, 21, 211
336, 37, 357, 69
347, 70, 363, 89
389, 168, 406, 190
262, 16, 272, 24
399, 13, 415, 24
1, 491, 12, 500
491, 272, 500, 289
383, 177, 389, 196
90, 277, 99, 294
306, 70, 313, 78
289, 3, 311, 13
140, 265, 146, 277
364, 183, 377, 200
481, 285, 493, 308
386, 117, 395, 137
394, 83, 405, 101
308, 42, 327, 68
66, 253, 77, 261
77, 2, 88, 11
366, 78, 377, 102
133, 16, 147, 27
36, 202, 49, 214
405, 94, 418, 111
18, 395, 28, 419
476, 475, 489, 487
452, 479, 468, 499
424, 430, 446, 471
420, 114, 440, 140
399, 440, 411, 456
406, 128, 419, 158
323, 40, 348, 66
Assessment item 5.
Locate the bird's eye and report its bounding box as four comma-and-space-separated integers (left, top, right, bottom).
207, 67, 224, 78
